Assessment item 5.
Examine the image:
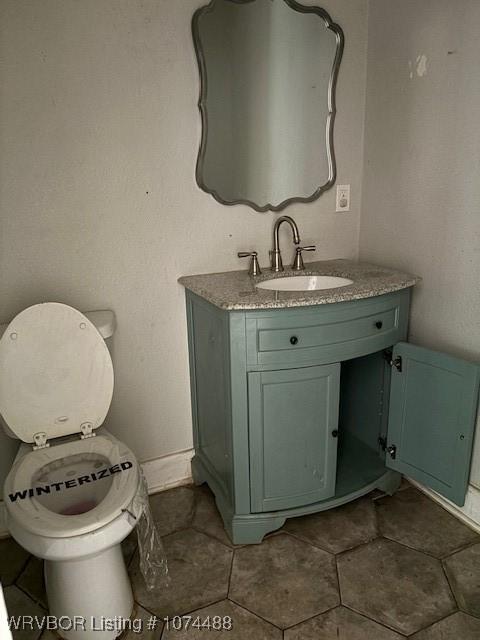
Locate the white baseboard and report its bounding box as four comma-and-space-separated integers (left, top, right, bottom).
408, 478, 480, 534
141, 448, 194, 495
0, 448, 195, 539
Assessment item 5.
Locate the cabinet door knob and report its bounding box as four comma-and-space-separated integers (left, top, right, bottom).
332, 430, 339, 438
290, 336, 299, 345
375, 321, 383, 330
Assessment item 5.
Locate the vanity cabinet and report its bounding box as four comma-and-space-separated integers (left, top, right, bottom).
185, 288, 479, 544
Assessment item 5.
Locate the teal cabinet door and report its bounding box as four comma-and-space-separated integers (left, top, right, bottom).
386, 342, 480, 506
248, 364, 340, 512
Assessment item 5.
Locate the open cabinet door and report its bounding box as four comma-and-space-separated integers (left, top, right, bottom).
386, 342, 480, 506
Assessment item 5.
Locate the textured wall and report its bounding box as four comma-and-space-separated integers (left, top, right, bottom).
0, 0, 368, 487
360, 0, 480, 489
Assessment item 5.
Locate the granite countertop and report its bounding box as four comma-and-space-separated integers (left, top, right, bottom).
178, 259, 420, 311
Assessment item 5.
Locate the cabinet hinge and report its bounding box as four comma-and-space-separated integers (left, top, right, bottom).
378, 437, 397, 460
387, 444, 397, 459
383, 349, 402, 372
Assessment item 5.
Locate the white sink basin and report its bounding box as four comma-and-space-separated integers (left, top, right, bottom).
256, 275, 353, 292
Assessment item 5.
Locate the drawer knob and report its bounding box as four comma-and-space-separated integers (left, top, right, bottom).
375, 321, 383, 330
290, 336, 299, 345
332, 430, 339, 438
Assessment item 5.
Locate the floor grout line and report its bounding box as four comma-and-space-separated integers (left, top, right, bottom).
404, 610, 463, 637
5, 482, 480, 638
364, 534, 458, 562
11, 552, 33, 589
11, 581, 48, 612
340, 602, 410, 636
189, 524, 237, 551
279, 528, 337, 554
440, 557, 461, 611
281, 603, 340, 633
339, 603, 411, 637
335, 535, 382, 559
333, 553, 342, 607
227, 595, 284, 631
440, 537, 480, 560
226, 545, 235, 597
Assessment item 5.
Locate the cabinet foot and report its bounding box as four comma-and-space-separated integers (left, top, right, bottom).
191, 455, 285, 544
227, 515, 286, 545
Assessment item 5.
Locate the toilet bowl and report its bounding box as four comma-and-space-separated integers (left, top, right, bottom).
0, 303, 143, 640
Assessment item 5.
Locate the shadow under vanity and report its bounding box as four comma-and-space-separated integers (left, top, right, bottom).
179, 260, 479, 544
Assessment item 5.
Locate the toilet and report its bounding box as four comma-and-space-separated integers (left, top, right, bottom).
0, 303, 143, 640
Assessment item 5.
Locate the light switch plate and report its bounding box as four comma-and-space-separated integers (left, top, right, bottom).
336, 185, 351, 212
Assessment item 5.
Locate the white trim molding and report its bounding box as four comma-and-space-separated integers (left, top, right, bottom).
408, 479, 480, 534
141, 448, 194, 495
0, 448, 195, 539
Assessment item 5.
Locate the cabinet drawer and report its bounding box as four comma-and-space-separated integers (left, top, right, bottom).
246, 290, 410, 366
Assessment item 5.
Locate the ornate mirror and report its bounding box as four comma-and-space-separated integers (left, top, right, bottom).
192, 0, 344, 213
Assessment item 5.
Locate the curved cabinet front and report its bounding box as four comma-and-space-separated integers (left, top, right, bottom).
246, 291, 409, 367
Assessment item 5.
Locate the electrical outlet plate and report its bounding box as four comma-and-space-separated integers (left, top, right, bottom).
336, 185, 351, 212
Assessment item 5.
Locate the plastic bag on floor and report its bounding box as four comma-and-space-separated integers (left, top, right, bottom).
132, 470, 170, 591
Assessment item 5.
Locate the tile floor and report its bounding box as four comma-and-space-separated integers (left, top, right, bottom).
1, 482, 480, 639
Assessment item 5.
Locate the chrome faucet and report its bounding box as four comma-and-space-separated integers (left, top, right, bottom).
270, 216, 300, 272
237, 251, 262, 276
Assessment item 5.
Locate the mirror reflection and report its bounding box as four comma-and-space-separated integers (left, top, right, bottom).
193, 0, 344, 212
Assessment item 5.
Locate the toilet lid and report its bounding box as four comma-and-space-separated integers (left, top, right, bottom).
0, 303, 114, 443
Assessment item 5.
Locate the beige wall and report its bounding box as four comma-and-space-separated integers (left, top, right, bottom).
0, 0, 369, 487
360, 0, 480, 489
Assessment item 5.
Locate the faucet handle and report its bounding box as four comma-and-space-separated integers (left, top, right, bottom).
238, 251, 262, 277
291, 245, 316, 271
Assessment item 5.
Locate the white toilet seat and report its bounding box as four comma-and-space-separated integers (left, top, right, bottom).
4, 433, 139, 539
